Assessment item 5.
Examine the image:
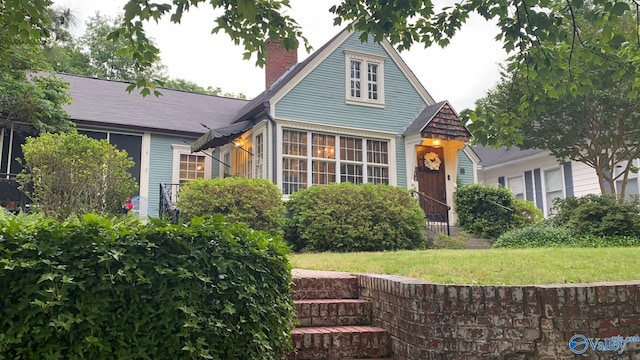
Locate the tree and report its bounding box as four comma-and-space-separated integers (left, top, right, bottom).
0, 1, 73, 133
46, 13, 246, 98
466, 8, 640, 198
7, 0, 639, 101
18, 132, 138, 219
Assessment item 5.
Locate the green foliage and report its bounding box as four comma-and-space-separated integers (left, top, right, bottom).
428, 232, 469, 250
493, 225, 576, 248
494, 224, 640, 248
454, 184, 516, 239
0, 1, 73, 133
285, 183, 426, 252
550, 194, 640, 237
465, 10, 640, 198
18, 132, 138, 219
512, 199, 544, 228
176, 177, 285, 235
0, 214, 294, 359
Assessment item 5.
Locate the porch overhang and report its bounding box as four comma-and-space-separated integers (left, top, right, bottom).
191, 120, 254, 152
404, 100, 471, 142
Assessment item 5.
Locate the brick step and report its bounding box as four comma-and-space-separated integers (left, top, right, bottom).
467, 237, 492, 249
290, 326, 391, 360
295, 299, 371, 327
292, 270, 358, 300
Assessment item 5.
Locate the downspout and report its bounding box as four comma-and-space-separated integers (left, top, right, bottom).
263, 102, 277, 184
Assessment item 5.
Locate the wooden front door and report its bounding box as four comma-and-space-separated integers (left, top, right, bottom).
416, 146, 447, 221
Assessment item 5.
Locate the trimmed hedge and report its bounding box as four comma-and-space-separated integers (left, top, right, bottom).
454, 184, 516, 239
176, 177, 286, 235
0, 214, 294, 359
285, 183, 426, 252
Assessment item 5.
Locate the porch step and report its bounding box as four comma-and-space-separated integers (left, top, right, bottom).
292, 270, 358, 300
295, 299, 372, 327
291, 326, 391, 360
449, 226, 493, 249
290, 269, 393, 360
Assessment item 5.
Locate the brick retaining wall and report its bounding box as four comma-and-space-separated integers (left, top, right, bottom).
357, 274, 640, 359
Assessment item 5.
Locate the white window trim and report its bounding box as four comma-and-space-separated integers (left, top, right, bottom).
541, 166, 565, 217
171, 144, 212, 184
344, 50, 385, 108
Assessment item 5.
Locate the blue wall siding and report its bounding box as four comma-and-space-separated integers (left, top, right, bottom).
456, 150, 475, 185
148, 134, 197, 217
275, 32, 427, 186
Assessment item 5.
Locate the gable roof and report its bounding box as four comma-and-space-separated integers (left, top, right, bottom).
473, 144, 546, 167
404, 100, 471, 141
59, 73, 248, 136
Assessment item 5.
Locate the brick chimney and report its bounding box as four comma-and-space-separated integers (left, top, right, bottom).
265, 39, 298, 89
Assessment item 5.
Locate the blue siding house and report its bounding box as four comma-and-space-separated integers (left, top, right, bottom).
193, 29, 472, 222
2, 28, 474, 221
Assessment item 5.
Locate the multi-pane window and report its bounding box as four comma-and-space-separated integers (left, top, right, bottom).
179, 154, 206, 184
312, 134, 336, 185
340, 137, 363, 184
346, 52, 384, 105
544, 167, 564, 215
614, 160, 639, 201
283, 130, 308, 194
367, 140, 389, 184
255, 133, 264, 178
350, 60, 361, 98
368, 63, 378, 100
507, 175, 525, 200
282, 129, 390, 194
222, 151, 231, 177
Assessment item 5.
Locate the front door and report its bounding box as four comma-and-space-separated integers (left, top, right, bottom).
416, 145, 447, 221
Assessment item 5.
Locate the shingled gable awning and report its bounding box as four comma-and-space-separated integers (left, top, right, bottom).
404, 100, 471, 141
191, 120, 254, 152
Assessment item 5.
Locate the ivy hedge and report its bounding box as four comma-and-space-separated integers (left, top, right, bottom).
0, 214, 294, 359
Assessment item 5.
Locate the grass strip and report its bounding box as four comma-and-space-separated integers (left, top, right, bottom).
290, 247, 640, 285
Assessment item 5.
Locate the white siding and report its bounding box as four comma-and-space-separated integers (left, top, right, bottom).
572, 161, 601, 196
481, 155, 561, 187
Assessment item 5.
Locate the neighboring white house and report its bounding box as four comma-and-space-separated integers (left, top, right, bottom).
473, 145, 607, 217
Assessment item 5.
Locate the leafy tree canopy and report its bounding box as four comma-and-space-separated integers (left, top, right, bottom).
5, 0, 639, 102
466, 5, 640, 198
46, 12, 245, 98
0, 0, 73, 132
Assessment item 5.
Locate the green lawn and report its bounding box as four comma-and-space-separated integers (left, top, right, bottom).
289, 247, 640, 285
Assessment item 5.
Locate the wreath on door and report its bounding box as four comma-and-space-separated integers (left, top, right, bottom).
424, 152, 441, 171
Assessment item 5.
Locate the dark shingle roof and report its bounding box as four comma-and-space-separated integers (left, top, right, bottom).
59, 74, 249, 136
404, 101, 447, 134
472, 144, 546, 167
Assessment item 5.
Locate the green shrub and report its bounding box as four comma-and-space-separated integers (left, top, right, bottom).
551, 194, 640, 236
429, 232, 469, 249
512, 199, 544, 228
18, 132, 138, 219
493, 224, 576, 248
454, 184, 516, 239
177, 177, 285, 235
0, 214, 294, 359
285, 183, 426, 252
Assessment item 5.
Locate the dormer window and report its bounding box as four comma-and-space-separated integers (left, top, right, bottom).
345, 51, 385, 107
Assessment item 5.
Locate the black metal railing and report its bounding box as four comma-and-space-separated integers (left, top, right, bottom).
0, 173, 31, 213
412, 190, 451, 236
159, 183, 180, 224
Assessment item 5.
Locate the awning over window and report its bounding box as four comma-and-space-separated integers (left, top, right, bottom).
191, 120, 254, 152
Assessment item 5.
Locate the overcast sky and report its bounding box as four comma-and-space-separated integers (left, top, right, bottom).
53, 0, 507, 110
